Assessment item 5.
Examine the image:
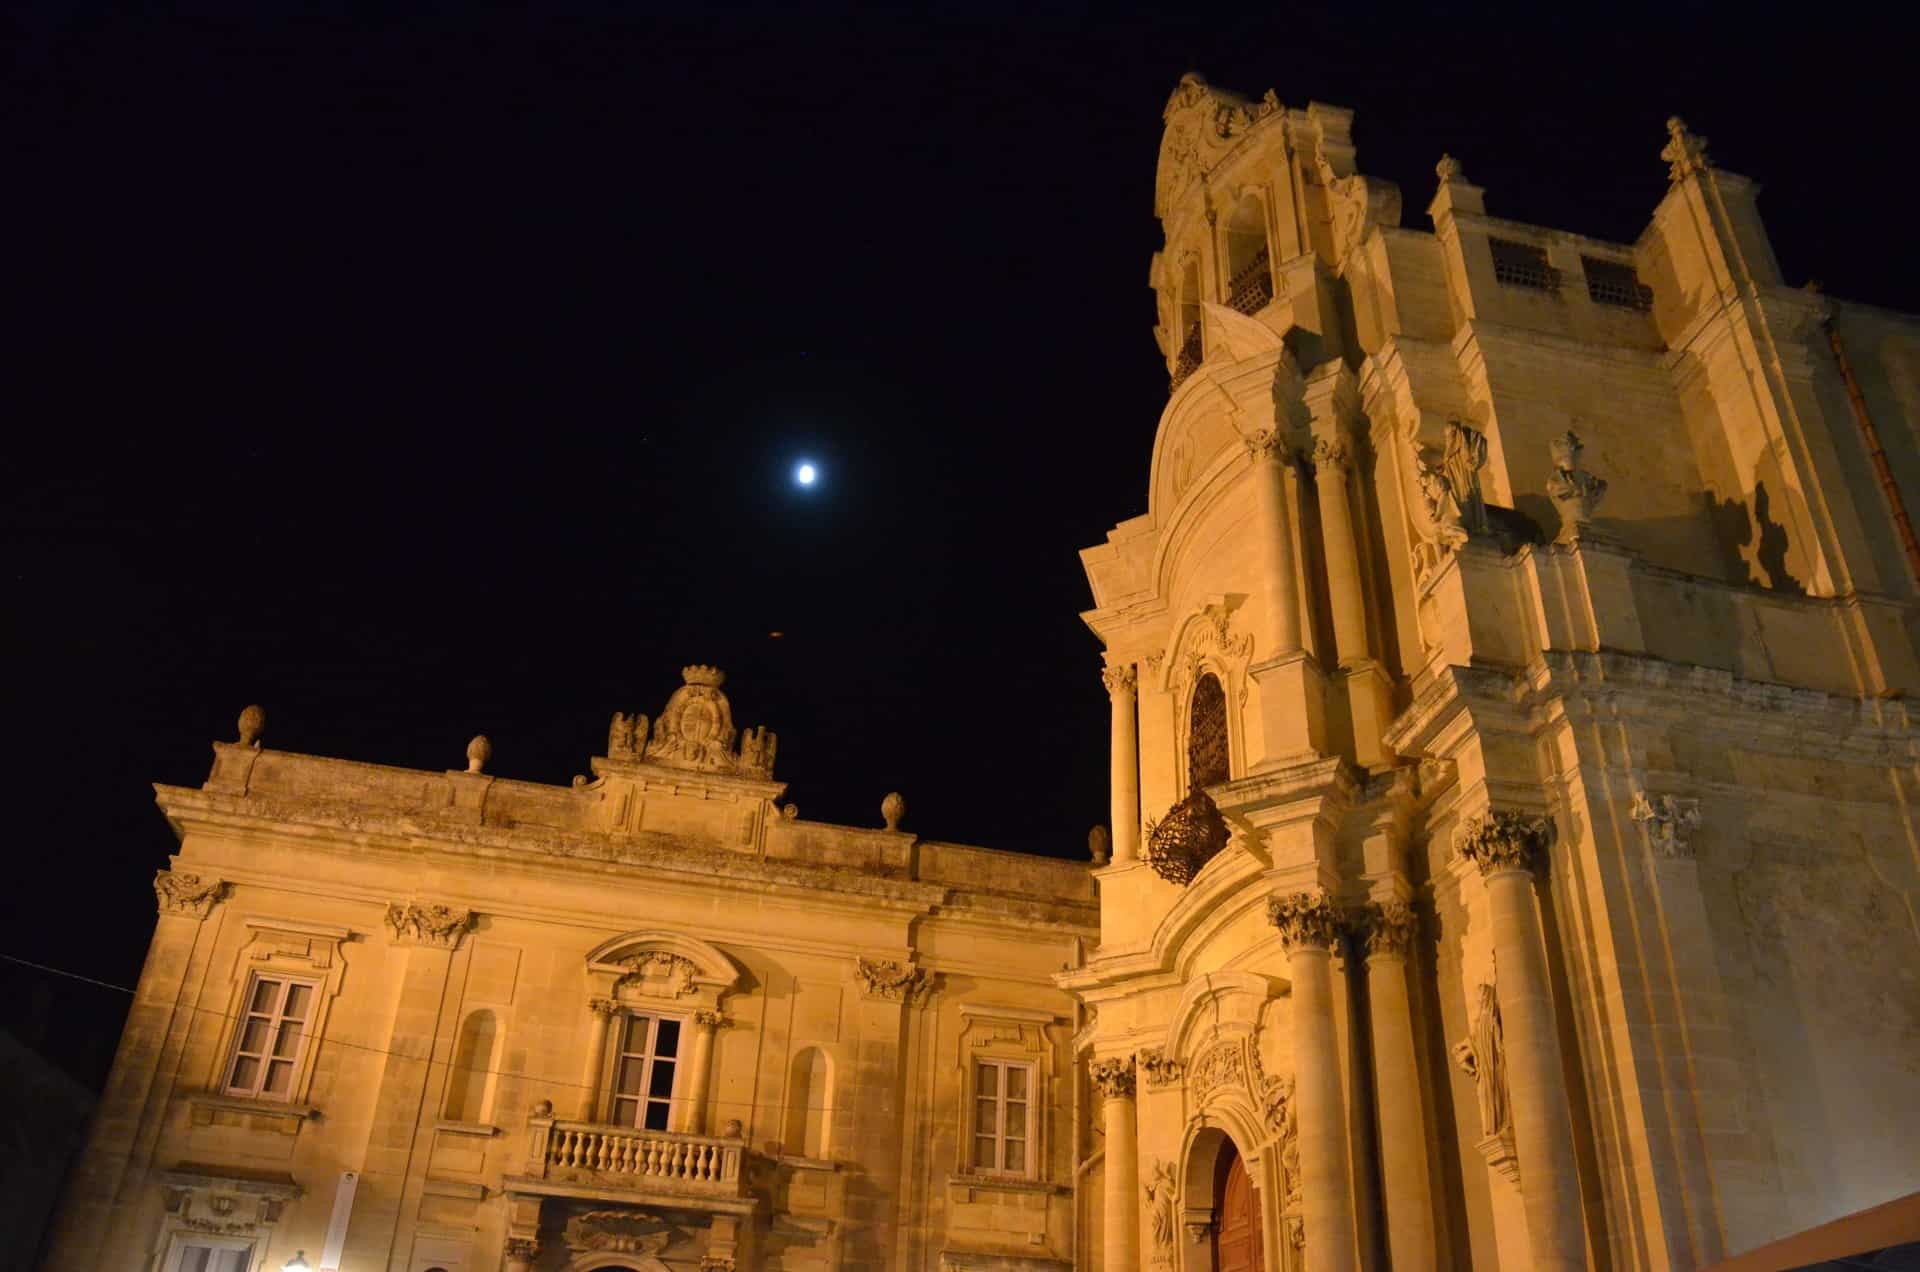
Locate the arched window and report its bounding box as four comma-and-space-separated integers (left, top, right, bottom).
1188, 673, 1230, 791
443, 1009, 497, 1123
1225, 197, 1272, 314
785, 1046, 834, 1159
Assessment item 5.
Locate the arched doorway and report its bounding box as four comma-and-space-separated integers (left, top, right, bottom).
1215, 1138, 1265, 1272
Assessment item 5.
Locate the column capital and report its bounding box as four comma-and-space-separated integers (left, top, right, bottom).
1267, 891, 1342, 952
384, 899, 475, 950
153, 870, 227, 920
1243, 428, 1297, 464
1455, 810, 1555, 877
1101, 662, 1138, 698
1310, 435, 1353, 475
854, 956, 931, 1003
1356, 898, 1420, 960
588, 996, 620, 1019
693, 1009, 729, 1029
1089, 1054, 1137, 1099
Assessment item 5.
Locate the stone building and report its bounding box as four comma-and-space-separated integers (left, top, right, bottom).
45, 72, 1920, 1272
1063, 74, 1920, 1271
44, 669, 1096, 1272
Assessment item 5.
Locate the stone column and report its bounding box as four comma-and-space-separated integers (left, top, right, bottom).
1268, 893, 1358, 1272
1247, 430, 1304, 655
676, 1010, 723, 1135
1457, 812, 1585, 1271
578, 997, 618, 1121
1310, 437, 1368, 664
1104, 664, 1141, 863
1360, 900, 1437, 1271
1091, 1055, 1139, 1272
502, 1236, 537, 1272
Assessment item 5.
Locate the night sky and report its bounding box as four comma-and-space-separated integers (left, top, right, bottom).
7, 1, 1914, 1088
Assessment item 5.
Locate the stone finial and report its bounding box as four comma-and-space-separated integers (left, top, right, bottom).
1267, 891, 1342, 951
236, 704, 266, 749
465, 735, 492, 774
531, 1098, 554, 1118
1088, 824, 1112, 866
1456, 809, 1555, 876
1662, 116, 1711, 182
1435, 153, 1464, 183
1546, 429, 1608, 540
721, 1118, 744, 1138
881, 791, 906, 831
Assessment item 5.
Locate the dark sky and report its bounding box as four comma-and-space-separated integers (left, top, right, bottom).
6, 0, 1914, 1087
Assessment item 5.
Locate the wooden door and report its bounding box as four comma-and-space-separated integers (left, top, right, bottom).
1215, 1144, 1265, 1272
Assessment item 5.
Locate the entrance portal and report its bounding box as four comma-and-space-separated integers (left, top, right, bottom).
1214, 1138, 1265, 1272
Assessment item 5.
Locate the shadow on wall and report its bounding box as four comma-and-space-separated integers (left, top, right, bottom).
1704, 481, 1806, 594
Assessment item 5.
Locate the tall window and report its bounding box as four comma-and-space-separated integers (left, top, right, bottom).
1188, 673, 1230, 790
167, 1242, 251, 1272
973, 1059, 1032, 1176
224, 975, 315, 1100
609, 1013, 681, 1131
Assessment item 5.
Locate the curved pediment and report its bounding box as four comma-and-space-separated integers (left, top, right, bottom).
586, 929, 746, 998
1155, 74, 1285, 221
1164, 969, 1282, 1057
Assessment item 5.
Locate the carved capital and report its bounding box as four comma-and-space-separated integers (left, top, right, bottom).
1101, 663, 1137, 699
854, 956, 930, 1003
1243, 428, 1293, 464
1358, 899, 1419, 960
1137, 1046, 1185, 1088
383, 900, 475, 950
1455, 810, 1554, 876
693, 1009, 728, 1029
1267, 891, 1342, 951
588, 996, 620, 1020
1089, 1054, 1137, 1099
1311, 436, 1352, 474
504, 1237, 540, 1260
154, 870, 227, 920
1631, 789, 1703, 860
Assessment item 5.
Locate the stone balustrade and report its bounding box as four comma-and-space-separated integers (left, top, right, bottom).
526, 1114, 746, 1198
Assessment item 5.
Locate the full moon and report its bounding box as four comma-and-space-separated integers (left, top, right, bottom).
795, 462, 818, 487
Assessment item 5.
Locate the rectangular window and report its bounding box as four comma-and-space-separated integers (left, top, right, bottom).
610, 1013, 681, 1131
972, 1059, 1032, 1175
170, 1242, 252, 1272
1582, 256, 1654, 311
1488, 237, 1560, 293
224, 975, 316, 1100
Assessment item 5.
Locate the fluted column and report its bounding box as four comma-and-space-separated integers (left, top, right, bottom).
1104, 664, 1140, 863
1458, 813, 1585, 1271
1360, 901, 1437, 1271
1269, 893, 1358, 1272
1311, 436, 1368, 664
676, 1010, 723, 1134
578, 997, 618, 1121
1246, 430, 1304, 656
1091, 1055, 1139, 1272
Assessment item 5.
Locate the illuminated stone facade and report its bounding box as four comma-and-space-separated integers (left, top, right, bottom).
45, 669, 1095, 1272
1064, 74, 1920, 1271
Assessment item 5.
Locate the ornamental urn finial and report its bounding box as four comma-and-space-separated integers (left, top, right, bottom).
1435, 153, 1463, 183
1089, 825, 1112, 866
466, 735, 492, 775
236, 704, 266, 749
881, 791, 906, 832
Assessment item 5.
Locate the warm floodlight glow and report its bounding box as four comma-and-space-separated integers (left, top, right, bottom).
796, 462, 818, 486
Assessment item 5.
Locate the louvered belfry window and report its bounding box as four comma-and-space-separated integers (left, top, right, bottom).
1188, 673, 1230, 791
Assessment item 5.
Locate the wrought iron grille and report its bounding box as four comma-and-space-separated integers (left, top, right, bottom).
1145, 787, 1230, 886
1227, 248, 1274, 315
1170, 321, 1204, 389
1582, 256, 1654, 311
1188, 673, 1230, 790
1489, 237, 1561, 293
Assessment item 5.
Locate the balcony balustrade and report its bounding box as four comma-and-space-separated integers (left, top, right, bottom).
525, 1112, 748, 1200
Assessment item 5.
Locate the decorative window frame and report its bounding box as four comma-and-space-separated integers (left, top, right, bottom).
1163, 599, 1253, 793
953, 1004, 1064, 1187
158, 1233, 256, 1272
581, 930, 745, 1133
152, 1164, 300, 1272
194, 917, 352, 1125
600, 1007, 690, 1131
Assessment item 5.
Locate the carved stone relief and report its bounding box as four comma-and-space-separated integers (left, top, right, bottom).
1546, 429, 1608, 539
639, 665, 778, 779
1137, 1046, 1184, 1087
853, 956, 930, 1003
1631, 789, 1703, 859
1410, 420, 1489, 586
1455, 810, 1554, 876
1088, 1055, 1136, 1099
1145, 1158, 1178, 1264
154, 870, 227, 919
1189, 1041, 1246, 1099
617, 952, 700, 998
1267, 892, 1342, 951
384, 900, 474, 950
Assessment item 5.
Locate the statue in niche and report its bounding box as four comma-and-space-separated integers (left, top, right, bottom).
1441, 419, 1491, 535
1145, 1159, 1178, 1259
1452, 981, 1511, 1138
1545, 429, 1608, 540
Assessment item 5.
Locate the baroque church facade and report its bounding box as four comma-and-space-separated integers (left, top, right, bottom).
45, 74, 1920, 1272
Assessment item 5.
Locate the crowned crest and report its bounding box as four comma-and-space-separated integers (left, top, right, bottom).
617, 665, 778, 780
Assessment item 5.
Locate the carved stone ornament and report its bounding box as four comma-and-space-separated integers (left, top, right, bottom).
1661, 116, 1711, 182
1545, 429, 1608, 539
642, 665, 777, 779
465, 734, 492, 774
1360, 899, 1420, 960
1145, 1158, 1179, 1261
504, 1237, 540, 1260
385, 901, 475, 949
617, 952, 700, 998
1189, 1041, 1246, 1098
1435, 153, 1464, 183
1136, 1046, 1184, 1087
1311, 435, 1352, 474
1101, 663, 1137, 698
606, 710, 650, 759
1243, 427, 1294, 464
236, 703, 266, 749
1325, 171, 1402, 263
564, 1209, 675, 1260
693, 1009, 728, 1029
154, 870, 227, 919
1089, 1054, 1136, 1099
1145, 787, 1231, 886
588, 996, 620, 1019
853, 956, 930, 1003
1455, 810, 1555, 876
1267, 891, 1342, 951
1155, 74, 1283, 219
1631, 789, 1703, 859
881, 791, 906, 832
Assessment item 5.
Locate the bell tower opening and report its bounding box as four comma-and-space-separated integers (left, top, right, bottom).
1187, 672, 1230, 790
1225, 196, 1272, 314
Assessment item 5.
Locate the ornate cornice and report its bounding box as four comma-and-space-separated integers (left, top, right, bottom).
384, 900, 475, 950
854, 956, 930, 1004
1267, 891, 1342, 951
1455, 810, 1554, 877
1358, 899, 1419, 960
1089, 1054, 1137, 1099
154, 870, 227, 920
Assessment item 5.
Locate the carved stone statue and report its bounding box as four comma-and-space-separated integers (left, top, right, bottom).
738, 725, 777, 778
1442, 420, 1491, 535
1452, 982, 1511, 1140
1546, 429, 1608, 540
607, 711, 648, 760
1631, 789, 1703, 859
1145, 1159, 1178, 1260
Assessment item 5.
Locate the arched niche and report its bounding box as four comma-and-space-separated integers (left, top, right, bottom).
1164, 970, 1281, 1059
443, 1008, 498, 1123
785, 1046, 835, 1159
584, 930, 745, 1014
